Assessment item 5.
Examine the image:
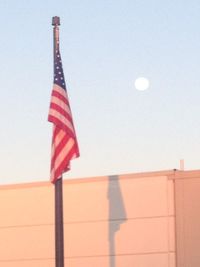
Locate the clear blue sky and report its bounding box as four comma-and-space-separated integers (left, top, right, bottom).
0, 0, 200, 184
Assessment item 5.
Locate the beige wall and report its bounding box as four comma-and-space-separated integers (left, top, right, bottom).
0, 171, 176, 267
175, 171, 200, 267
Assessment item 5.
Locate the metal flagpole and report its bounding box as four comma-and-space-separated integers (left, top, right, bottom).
55, 177, 64, 267
52, 16, 65, 267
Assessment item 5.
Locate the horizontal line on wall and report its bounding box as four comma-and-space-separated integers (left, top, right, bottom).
0, 215, 175, 229
0, 251, 176, 262
67, 251, 176, 259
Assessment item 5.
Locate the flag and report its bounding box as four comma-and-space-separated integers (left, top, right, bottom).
48, 46, 79, 183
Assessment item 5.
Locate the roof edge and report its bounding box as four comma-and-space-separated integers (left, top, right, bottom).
1, 169, 200, 190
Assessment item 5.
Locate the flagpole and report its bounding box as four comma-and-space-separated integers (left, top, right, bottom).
52, 16, 65, 267
55, 177, 65, 267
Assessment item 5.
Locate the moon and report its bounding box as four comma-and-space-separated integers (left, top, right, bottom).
135, 77, 150, 91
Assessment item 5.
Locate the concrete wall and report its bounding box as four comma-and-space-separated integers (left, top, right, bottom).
0, 171, 176, 267
175, 171, 200, 267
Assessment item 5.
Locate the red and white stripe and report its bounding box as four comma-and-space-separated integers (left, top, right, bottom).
48, 84, 79, 183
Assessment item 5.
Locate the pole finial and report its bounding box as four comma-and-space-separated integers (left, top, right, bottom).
52, 16, 60, 26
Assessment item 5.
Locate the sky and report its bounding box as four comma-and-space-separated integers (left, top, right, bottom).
0, 0, 200, 185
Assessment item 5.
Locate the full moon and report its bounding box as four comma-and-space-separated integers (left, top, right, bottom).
135, 77, 150, 91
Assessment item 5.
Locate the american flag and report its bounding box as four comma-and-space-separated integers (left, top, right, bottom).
48, 45, 79, 183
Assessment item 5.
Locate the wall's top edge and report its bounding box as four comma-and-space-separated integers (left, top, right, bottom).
1, 169, 200, 190
174, 169, 200, 180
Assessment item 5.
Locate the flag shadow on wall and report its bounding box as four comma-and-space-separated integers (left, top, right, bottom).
107, 175, 127, 267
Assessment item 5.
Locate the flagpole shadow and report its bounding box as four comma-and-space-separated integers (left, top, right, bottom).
107, 175, 127, 267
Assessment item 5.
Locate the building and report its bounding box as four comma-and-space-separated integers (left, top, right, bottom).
0, 169, 200, 267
